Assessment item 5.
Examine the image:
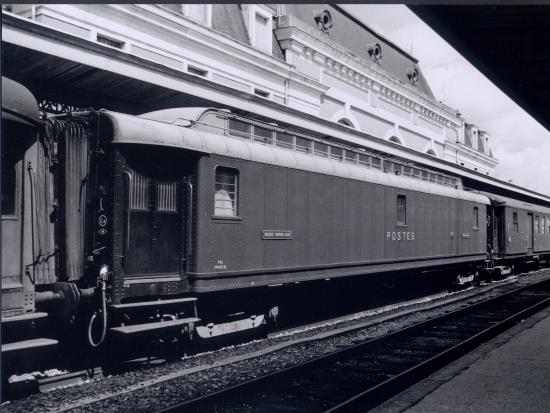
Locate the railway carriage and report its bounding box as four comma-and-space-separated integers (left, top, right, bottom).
75, 107, 490, 336
484, 193, 550, 273
1, 78, 549, 379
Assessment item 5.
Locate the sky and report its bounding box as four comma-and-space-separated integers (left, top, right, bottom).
341, 4, 550, 197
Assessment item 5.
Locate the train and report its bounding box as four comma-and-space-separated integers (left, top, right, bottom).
2, 76, 550, 382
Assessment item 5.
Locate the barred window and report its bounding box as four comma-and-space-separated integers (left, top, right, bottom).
157, 180, 177, 212
473, 207, 479, 229
130, 170, 150, 211
215, 167, 238, 216
513, 212, 519, 232
397, 195, 406, 226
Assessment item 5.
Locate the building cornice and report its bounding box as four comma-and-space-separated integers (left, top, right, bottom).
275, 16, 461, 129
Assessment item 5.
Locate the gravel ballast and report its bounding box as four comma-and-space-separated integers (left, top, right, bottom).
4, 269, 550, 413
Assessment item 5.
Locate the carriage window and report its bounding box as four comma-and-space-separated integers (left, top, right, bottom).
295, 136, 311, 153
344, 150, 356, 163
215, 167, 238, 216
1, 148, 17, 216
314, 141, 329, 157
397, 195, 406, 226
473, 207, 479, 229
535, 216, 540, 234
358, 154, 370, 166
513, 212, 519, 232
276, 132, 293, 149
330, 147, 343, 161
229, 118, 251, 140
157, 180, 177, 212
130, 170, 150, 210
254, 125, 272, 144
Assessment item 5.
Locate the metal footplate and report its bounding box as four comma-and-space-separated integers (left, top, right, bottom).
110, 317, 200, 337
1, 312, 49, 325
1, 338, 58, 354
110, 297, 197, 312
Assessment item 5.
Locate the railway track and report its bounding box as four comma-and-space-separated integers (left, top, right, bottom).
158, 278, 550, 413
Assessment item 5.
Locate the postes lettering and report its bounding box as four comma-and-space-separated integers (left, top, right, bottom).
386, 231, 415, 241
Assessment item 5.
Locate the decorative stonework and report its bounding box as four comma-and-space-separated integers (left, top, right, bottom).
281, 34, 461, 132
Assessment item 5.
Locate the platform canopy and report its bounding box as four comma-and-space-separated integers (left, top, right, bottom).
411, 5, 550, 133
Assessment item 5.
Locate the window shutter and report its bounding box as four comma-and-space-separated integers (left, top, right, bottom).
255, 13, 269, 53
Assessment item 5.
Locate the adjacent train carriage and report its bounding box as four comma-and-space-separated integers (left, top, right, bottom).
485, 193, 550, 272
1, 77, 58, 377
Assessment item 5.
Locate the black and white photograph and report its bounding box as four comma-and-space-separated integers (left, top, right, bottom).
2, 3, 550, 412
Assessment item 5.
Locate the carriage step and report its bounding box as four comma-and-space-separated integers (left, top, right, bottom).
110, 317, 200, 337
2, 338, 58, 354
1, 312, 48, 324
110, 297, 197, 311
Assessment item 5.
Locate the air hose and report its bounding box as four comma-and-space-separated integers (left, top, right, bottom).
87, 266, 109, 347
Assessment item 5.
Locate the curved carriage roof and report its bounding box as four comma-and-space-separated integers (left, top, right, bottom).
1, 77, 41, 127
100, 109, 489, 205
479, 192, 550, 215
140, 107, 219, 125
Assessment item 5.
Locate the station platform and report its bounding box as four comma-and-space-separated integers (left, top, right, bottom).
373, 306, 550, 413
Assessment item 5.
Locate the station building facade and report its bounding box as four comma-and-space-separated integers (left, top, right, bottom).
3, 4, 497, 175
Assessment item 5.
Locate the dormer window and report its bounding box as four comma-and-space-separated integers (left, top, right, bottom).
248, 5, 272, 54
314, 10, 333, 34
182, 4, 212, 26
367, 43, 382, 63
407, 68, 419, 85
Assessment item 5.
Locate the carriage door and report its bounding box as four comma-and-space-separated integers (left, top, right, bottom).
122, 154, 185, 278
527, 213, 534, 253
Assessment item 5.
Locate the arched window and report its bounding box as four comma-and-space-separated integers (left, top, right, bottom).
389, 136, 402, 145
337, 118, 354, 128
426, 149, 436, 156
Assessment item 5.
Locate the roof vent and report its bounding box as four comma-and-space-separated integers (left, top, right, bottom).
314, 10, 333, 34
407, 68, 419, 85
367, 43, 382, 63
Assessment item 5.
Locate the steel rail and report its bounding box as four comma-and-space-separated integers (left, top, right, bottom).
158, 279, 550, 413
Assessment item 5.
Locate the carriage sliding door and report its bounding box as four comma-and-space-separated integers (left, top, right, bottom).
119, 147, 187, 277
